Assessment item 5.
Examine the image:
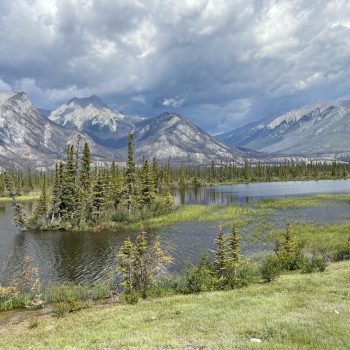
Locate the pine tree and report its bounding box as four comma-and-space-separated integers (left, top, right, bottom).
126, 133, 136, 214
110, 162, 125, 210
134, 227, 148, 294
0, 173, 5, 196
140, 160, 155, 207
60, 145, 77, 220
117, 238, 135, 292
229, 223, 240, 263
281, 222, 298, 255
79, 142, 92, 222
92, 169, 107, 220
214, 226, 229, 278
34, 175, 48, 219
151, 158, 160, 193
50, 163, 62, 221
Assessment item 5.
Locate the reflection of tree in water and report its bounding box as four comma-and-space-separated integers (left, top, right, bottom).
2, 231, 28, 285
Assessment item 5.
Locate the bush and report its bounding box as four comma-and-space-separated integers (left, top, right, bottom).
261, 255, 282, 282
123, 291, 140, 305
181, 256, 217, 294
221, 260, 257, 290
301, 254, 327, 273
333, 238, 350, 261
276, 250, 305, 271
53, 298, 86, 318
112, 208, 131, 223
53, 301, 71, 318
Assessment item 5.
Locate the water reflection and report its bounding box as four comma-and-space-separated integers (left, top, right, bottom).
174, 179, 350, 205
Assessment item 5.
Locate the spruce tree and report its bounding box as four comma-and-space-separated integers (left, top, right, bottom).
0, 173, 5, 196
151, 158, 160, 193
134, 227, 148, 293
51, 163, 62, 221
79, 142, 92, 222
140, 160, 155, 207
34, 175, 48, 219
229, 223, 240, 263
126, 133, 136, 214
117, 238, 135, 292
281, 222, 298, 255
214, 226, 229, 278
110, 162, 125, 210
92, 169, 107, 220
60, 145, 77, 220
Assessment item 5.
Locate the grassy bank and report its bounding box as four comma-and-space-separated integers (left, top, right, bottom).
106, 204, 271, 231
0, 260, 349, 349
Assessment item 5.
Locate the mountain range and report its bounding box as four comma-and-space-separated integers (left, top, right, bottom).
0, 93, 246, 169
1, 91, 350, 170
0, 92, 120, 170
219, 100, 350, 160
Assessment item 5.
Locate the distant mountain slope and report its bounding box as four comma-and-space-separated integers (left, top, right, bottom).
219, 100, 350, 156
49, 96, 143, 147
121, 112, 246, 164
0, 92, 121, 170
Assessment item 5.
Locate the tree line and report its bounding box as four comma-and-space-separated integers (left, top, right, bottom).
2, 134, 174, 230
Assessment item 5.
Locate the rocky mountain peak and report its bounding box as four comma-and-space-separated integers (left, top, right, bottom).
67, 95, 108, 109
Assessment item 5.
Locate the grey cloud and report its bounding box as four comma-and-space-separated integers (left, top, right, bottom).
1, 0, 350, 133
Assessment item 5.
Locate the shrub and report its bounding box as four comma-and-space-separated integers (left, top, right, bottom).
277, 250, 305, 271
53, 301, 71, 318
301, 254, 327, 273
180, 255, 217, 294
333, 238, 350, 261
221, 260, 257, 290
112, 208, 131, 223
53, 298, 86, 318
123, 291, 139, 305
261, 255, 282, 282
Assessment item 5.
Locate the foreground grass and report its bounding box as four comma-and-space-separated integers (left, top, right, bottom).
1, 261, 349, 350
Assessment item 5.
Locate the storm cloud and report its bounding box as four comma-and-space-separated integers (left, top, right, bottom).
1, 0, 350, 132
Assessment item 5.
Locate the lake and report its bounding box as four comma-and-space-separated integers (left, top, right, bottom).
1, 179, 350, 285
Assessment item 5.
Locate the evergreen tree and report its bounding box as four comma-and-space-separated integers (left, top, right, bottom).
50, 163, 62, 221
140, 160, 155, 207
34, 175, 48, 219
151, 158, 160, 193
117, 238, 135, 292
134, 227, 148, 294
110, 162, 125, 210
281, 222, 298, 255
214, 226, 229, 278
0, 173, 5, 196
126, 133, 136, 213
79, 142, 92, 222
92, 169, 108, 220
60, 145, 77, 220
229, 224, 240, 263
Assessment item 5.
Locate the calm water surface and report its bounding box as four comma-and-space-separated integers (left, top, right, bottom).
1, 179, 350, 284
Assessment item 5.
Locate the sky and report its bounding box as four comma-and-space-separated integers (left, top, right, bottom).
1, 0, 350, 133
